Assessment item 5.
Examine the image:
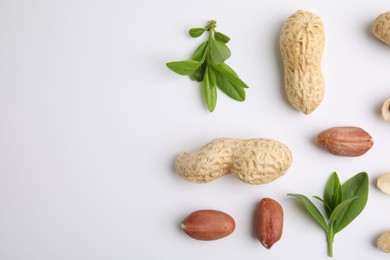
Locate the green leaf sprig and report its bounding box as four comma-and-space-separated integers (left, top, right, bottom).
288, 172, 369, 257
166, 20, 249, 112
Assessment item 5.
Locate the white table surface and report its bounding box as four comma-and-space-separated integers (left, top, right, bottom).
1, 0, 390, 259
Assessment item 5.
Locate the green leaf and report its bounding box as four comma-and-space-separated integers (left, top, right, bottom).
189, 28, 206, 38
324, 172, 343, 217
203, 66, 217, 112
288, 193, 329, 233
209, 38, 231, 64
207, 65, 217, 86
166, 60, 203, 75
214, 31, 230, 43
215, 71, 245, 101
313, 195, 325, 204
188, 41, 208, 81
313, 196, 332, 214
214, 63, 249, 89
333, 172, 369, 234
189, 62, 206, 82
191, 41, 208, 62
329, 197, 357, 226
167, 20, 249, 111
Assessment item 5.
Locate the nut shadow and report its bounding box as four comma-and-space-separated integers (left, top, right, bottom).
170, 153, 178, 176
375, 98, 387, 121
371, 231, 381, 249
250, 200, 259, 240
273, 20, 292, 109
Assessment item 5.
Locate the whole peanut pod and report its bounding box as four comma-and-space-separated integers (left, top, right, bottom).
280, 10, 325, 114
255, 198, 284, 249
175, 138, 292, 184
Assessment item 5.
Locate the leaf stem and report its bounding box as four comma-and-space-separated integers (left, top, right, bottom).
327, 224, 334, 257
206, 20, 217, 31
206, 21, 216, 50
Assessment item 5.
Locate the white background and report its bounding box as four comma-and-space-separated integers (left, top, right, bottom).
1, 0, 390, 259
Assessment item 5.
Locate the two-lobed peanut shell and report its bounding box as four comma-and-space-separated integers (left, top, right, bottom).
255, 198, 284, 249
175, 138, 292, 185
181, 210, 235, 240
316, 126, 374, 157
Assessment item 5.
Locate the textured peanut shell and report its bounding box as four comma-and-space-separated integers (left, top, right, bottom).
316, 126, 374, 157
181, 210, 235, 241
373, 12, 390, 46
175, 138, 292, 184
280, 10, 325, 114
377, 231, 390, 253
256, 198, 284, 249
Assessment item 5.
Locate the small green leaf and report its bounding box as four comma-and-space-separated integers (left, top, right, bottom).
333, 172, 369, 233
214, 31, 230, 43
313, 195, 325, 204
188, 41, 208, 81
166, 60, 203, 75
215, 70, 245, 101
189, 62, 206, 82
324, 172, 343, 217
214, 63, 249, 89
207, 65, 217, 86
189, 28, 206, 38
313, 196, 332, 214
203, 66, 217, 112
209, 38, 231, 64
329, 197, 357, 226
288, 193, 329, 233
191, 41, 208, 62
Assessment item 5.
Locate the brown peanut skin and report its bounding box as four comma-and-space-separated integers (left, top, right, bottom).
256, 198, 284, 249
181, 210, 235, 241
316, 126, 374, 157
